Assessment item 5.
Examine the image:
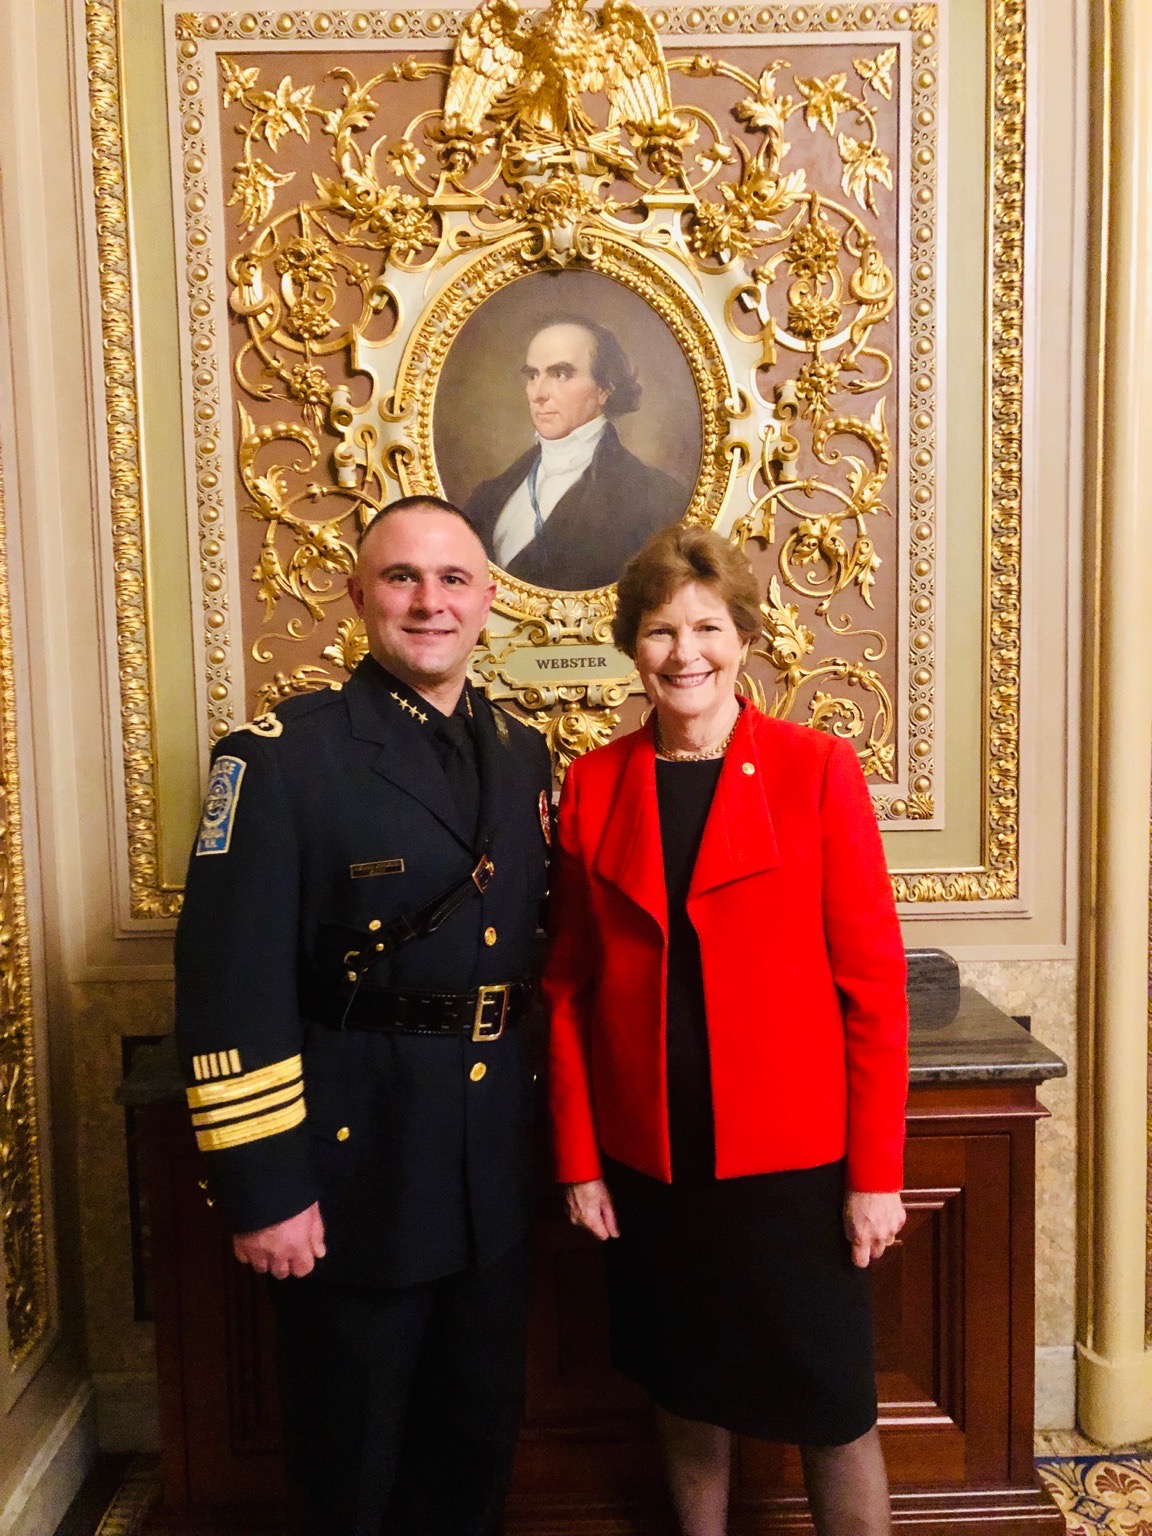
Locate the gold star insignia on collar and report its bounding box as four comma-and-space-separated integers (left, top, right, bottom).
390, 691, 429, 725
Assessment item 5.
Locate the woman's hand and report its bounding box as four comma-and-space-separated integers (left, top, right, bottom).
566, 1179, 620, 1241
844, 1190, 905, 1268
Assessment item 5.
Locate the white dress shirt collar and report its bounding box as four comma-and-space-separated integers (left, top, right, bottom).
537, 414, 608, 477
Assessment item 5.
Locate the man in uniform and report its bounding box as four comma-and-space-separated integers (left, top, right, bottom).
174, 496, 553, 1536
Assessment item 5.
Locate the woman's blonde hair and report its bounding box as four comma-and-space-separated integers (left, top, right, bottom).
612, 524, 762, 657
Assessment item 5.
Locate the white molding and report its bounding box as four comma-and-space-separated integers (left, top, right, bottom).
1035, 1346, 1077, 1430
0, 1383, 95, 1536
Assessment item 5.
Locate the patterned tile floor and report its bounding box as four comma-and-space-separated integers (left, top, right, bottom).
82, 1442, 1152, 1535
1034, 1434, 1152, 1536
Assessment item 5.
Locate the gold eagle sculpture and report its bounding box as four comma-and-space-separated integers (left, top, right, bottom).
441, 0, 684, 166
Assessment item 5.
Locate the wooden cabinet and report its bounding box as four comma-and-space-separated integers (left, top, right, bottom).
136, 1071, 1064, 1534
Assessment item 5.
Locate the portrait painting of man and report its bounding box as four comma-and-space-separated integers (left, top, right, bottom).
434, 272, 702, 592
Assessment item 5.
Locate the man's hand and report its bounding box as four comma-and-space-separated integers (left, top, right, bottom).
566, 1179, 620, 1241
844, 1190, 905, 1268
233, 1202, 326, 1280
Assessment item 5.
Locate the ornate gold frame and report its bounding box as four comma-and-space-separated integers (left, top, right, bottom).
398, 236, 736, 623
85, 0, 1024, 906
85, 0, 180, 920
0, 421, 49, 1366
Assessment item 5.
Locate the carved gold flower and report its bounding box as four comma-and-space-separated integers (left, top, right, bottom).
786, 292, 842, 342
794, 356, 842, 419
688, 198, 756, 263
503, 172, 611, 230
785, 218, 841, 279
314, 169, 435, 256
286, 365, 333, 426
275, 236, 335, 281
286, 296, 336, 341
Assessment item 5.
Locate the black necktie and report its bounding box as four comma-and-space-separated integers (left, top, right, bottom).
434, 712, 480, 845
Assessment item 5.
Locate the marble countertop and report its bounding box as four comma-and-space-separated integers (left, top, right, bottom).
117, 984, 1066, 1106
908, 987, 1066, 1085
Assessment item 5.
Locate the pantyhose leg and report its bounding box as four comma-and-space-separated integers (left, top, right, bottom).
799, 1425, 893, 1536
655, 1407, 732, 1536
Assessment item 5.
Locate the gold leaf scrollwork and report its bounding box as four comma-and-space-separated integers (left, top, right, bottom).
86, 0, 177, 919
0, 429, 47, 1363
527, 703, 621, 782
164, 0, 1023, 903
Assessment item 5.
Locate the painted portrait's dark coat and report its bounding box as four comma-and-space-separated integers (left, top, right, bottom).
173, 658, 552, 1289
466, 422, 689, 591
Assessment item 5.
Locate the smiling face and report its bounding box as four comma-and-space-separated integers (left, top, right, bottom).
521, 323, 610, 441
633, 580, 746, 730
348, 508, 496, 699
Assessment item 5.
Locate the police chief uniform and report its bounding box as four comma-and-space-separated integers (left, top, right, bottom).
174, 654, 553, 1536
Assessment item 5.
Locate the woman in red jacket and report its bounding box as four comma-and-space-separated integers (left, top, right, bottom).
544, 526, 908, 1536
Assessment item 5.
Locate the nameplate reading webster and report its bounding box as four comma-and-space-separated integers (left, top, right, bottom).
501, 645, 636, 688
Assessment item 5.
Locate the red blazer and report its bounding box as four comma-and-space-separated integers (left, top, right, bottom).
544, 702, 908, 1192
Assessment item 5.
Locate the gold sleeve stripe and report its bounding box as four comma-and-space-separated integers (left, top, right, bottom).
190, 1078, 303, 1128
187, 1054, 302, 1109
194, 1095, 306, 1153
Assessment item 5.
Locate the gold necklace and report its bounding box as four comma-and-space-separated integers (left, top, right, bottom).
655, 714, 739, 762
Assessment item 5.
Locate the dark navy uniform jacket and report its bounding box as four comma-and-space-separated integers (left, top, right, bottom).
174, 656, 553, 1289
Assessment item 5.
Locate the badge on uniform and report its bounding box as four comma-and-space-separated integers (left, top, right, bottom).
196, 756, 246, 856
538, 791, 552, 846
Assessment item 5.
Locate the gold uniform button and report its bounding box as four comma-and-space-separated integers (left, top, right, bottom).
742, 761, 755, 775
368, 919, 382, 932
336, 1126, 351, 1142
470, 1062, 487, 1083
346, 969, 358, 981
484, 926, 498, 947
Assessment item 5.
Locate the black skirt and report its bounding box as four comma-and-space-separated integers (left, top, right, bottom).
603, 1155, 878, 1447
600, 754, 878, 1447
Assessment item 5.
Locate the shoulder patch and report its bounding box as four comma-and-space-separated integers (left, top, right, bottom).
233, 711, 283, 739
196, 756, 246, 856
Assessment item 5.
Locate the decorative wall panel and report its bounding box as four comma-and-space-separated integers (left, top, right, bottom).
170, 2, 941, 814
83, 0, 1024, 907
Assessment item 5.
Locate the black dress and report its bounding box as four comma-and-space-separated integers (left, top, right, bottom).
602, 756, 878, 1447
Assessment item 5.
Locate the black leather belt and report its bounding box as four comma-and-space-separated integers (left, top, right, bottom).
333, 983, 530, 1042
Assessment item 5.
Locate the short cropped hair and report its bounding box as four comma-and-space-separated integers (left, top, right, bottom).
532, 314, 642, 417
358, 494, 479, 548
612, 525, 763, 657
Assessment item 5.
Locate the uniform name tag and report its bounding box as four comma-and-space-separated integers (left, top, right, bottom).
350, 858, 406, 879
196, 756, 246, 856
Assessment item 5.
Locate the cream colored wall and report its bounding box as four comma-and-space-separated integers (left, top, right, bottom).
0, 0, 174, 1498
0, 2, 1100, 1503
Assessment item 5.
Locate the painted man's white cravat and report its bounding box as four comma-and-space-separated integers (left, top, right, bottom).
492, 415, 607, 568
